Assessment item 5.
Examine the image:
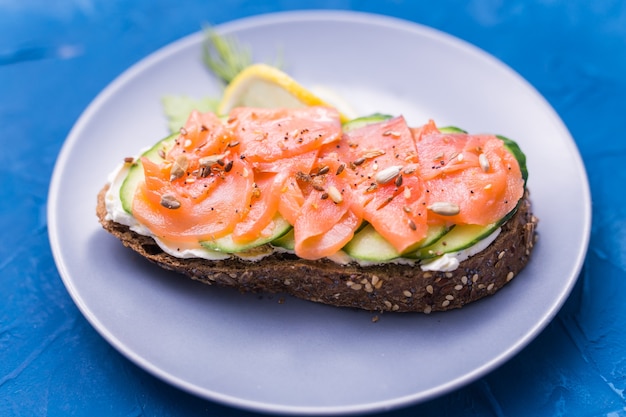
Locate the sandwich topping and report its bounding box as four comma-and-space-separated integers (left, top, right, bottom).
106, 106, 526, 270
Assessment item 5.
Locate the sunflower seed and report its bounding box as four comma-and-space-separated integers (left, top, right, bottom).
382, 130, 401, 137
199, 154, 226, 168
327, 185, 343, 204
170, 155, 188, 181
375, 165, 403, 184
160, 194, 181, 209
403, 165, 416, 175
362, 149, 386, 159
428, 201, 460, 216
479, 153, 490, 172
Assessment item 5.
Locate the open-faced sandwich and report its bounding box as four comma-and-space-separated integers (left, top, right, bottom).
97, 62, 537, 314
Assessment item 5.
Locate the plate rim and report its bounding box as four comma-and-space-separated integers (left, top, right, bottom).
47, 9, 592, 415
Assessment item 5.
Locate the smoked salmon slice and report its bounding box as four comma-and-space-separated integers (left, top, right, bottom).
129, 107, 525, 261
332, 116, 429, 253
414, 130, 525, 225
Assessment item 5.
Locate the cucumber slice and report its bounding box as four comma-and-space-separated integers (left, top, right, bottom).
438, 126, 467, 134
342, 224, 399, 261
497, 134, 528, 185
342, 113, 392, 132
200, 214, 292, 253
343, 223, 450, 262
119, 133, 177, 213
415, 195, 524, 259
414, 223, 497, 259
271, 228, 295, 251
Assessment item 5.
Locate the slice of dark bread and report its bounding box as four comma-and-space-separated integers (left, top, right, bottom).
97, 185, 538, 313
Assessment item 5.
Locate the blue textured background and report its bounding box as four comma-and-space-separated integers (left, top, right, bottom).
2, 1, 625, 416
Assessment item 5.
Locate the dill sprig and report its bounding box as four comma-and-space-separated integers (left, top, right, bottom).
202, 28, 252, 84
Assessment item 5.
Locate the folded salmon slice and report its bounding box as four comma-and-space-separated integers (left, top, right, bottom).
226, 106, 342, 163
130, 107, 525, 260
414, 130, 525, 225
333, 116, 429, 253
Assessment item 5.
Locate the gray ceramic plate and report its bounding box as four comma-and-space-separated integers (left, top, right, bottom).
48, 11, 591, 415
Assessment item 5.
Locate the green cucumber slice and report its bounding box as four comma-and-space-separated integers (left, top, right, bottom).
342, 224, 399, 261
200, 214, 291, 253
119, 133, 177, 213
343, 223, 450, 262
414, 196, 523, 260
438, 126, 467, 134
271, 228, 295, 251
498, 134, 528, 185
342, 113, 392, 132
414, 223, 497, 259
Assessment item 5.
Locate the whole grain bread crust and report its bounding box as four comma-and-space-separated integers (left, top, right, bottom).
97, 185, 538, 313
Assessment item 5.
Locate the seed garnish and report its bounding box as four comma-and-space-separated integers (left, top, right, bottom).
382, 130, 401, 137
336, 163, 346, 175
394, 174, 403, 187
366, 183, 378, 192
428, 201, 460, 216
199, 154, 226, 168
403, 166, 416, 175
362, 150, 386, 159
170, 155, 188, 181
479, 153, 490, 172
353, 157, 366, 166
123, 156, 134, 164
224, 160, 234, 172
317, 165, 330, 175
408, 219, 417, 230
375, 165, 402, 184
327, 185, 343, 204
160, 194, 181, 209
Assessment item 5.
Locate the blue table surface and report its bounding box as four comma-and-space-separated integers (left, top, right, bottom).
2, 1, 625, 416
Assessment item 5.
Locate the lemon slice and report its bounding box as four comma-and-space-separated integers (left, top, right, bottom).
218, 63, 352, 122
